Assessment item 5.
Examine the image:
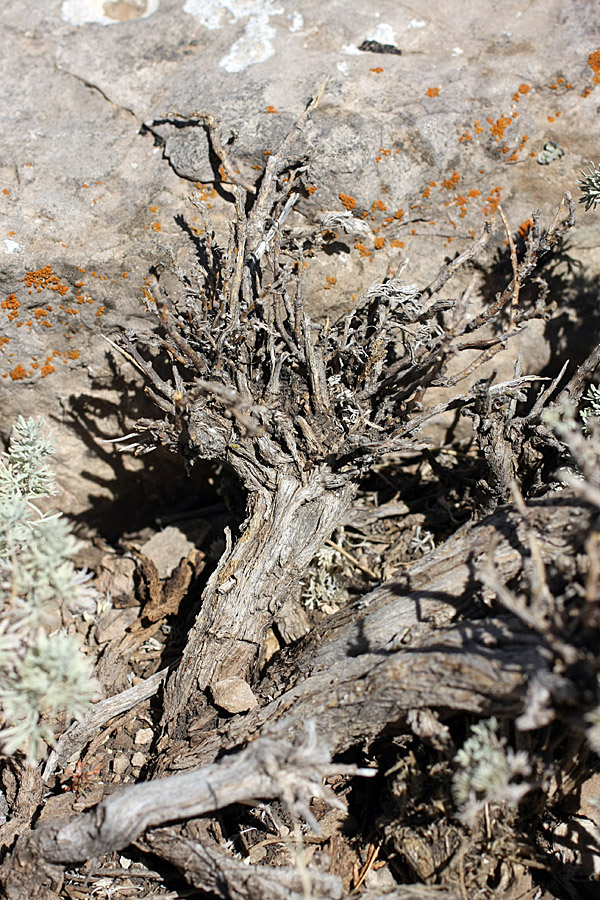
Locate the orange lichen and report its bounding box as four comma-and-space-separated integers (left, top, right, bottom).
355, 242, 372, 258
459, 131, 472, 143
306, 185, 318, 195
390, 239, 405, 248
22, 266, 69, 295
488, 114, 513, 141
518, 217, 533, 237
370, 67, 384, 73
265, 105, 279, 113
374, 236, 385, 249
483, 186, 502, 216
372, 199, 387, 212
2, 294, 20, 322
2, 189, 9, 196
454, 195, 468, 218
151, 222, 161, 232
195, 183, 217, 203
9, 364, 26, 381
474, 120, 484, 134
40, 360, 55, 378
339, 193, 356, 210
393, 208, 404, 220
426, 87, 440, 98
519, 83, 530, 94
589, 49, 600, 83
441, 170, 460, 190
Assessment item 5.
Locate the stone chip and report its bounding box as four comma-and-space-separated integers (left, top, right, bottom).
210, 676, 258, 714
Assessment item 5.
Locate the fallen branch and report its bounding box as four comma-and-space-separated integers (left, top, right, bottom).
1, 724, 372, 897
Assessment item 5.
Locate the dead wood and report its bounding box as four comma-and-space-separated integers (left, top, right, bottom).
1, 491, 594, 900
2, 97, 595, 900
108, 108, 574, 753
145, 824, 346, 900
165, 490, 593, 770
0, 726, 370, 898
145, 824, 461, 900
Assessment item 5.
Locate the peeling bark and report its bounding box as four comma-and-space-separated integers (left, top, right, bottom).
163, 469, 357, 734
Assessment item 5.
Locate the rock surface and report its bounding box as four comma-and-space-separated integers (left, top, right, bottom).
1, 0, 599, 520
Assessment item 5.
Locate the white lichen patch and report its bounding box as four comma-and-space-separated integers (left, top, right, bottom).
61, 0, 159, 26
288, 10, 303, 31
219, 13, 277, 72
366, 22, 397, 46
184, 0, 283, 72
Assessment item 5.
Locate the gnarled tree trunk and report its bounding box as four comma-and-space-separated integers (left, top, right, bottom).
162, 468, 357, 735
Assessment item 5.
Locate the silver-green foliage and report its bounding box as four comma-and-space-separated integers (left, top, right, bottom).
0, 417, 97, 762
580, 383, 600, 434
452, 718, 532, 824
301, 543, 353, 613
578, 161, 600, 212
